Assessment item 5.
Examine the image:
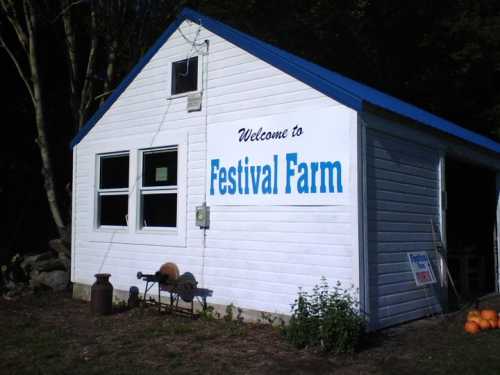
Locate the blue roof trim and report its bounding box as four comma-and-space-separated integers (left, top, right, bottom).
71, 7, 500, 154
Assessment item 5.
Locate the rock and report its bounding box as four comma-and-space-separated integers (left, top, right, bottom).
48, 239, 70, 257
20, 252, 53, 272
4, 280, 16, 290
30, 270, 69, 291
3, 283, 29, 299
59, 256, 71, 271
33, 258, 67, 272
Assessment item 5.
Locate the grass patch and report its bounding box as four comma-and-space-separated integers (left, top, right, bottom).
3, 292, 500, 374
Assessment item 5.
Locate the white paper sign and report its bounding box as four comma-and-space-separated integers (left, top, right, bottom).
206, 106, 352, 205
155, 167, 168, 182
407, 252, 437, 286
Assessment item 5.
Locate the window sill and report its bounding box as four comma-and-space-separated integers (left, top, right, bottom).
137, 226, 177, 234
89, 226, 186, 247
96, 225, 128, 232
166, 90, 201, 101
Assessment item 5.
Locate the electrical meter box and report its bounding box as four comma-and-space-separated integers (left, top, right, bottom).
196, 203, 210, 229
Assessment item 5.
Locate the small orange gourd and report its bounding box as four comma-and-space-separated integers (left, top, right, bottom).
467, 310, 481, 320
465, 321, 480, 334
479, 319, 491, 330
468, 315, 481, 325
480, 309, 497, 321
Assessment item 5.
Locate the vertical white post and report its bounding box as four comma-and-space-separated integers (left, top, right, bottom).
71, 147, 77, 283
438, 154, 447, 289
357, 114, 369, 322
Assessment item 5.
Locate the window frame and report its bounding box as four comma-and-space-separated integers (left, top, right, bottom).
137, 146, 179, 231
88, 130, 187, 247
95, 151, 130, 230
167, 55, 203, 99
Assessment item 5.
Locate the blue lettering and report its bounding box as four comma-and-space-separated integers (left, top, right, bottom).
250, 165, 262, 194
244, 157, 249, 194
237, 160, 243, 194
210, 159, 219, 195
297, 162, 309, 193
227, 167, 236, 194
285, 153, 297, 194
219, 167, 227, 194
310, 161, 318, 193
320, 161, 342, 193
262, 165, 272, 194
273, 155, 278, 194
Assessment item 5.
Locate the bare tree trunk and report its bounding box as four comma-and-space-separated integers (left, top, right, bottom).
0, 0, 68, 241
61, 0, 80, 132
24, 1, 67, 241
77, 3, 98, 129
100, 38, 118, 105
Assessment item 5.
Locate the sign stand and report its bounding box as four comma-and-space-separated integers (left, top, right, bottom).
430, 220, 462, 305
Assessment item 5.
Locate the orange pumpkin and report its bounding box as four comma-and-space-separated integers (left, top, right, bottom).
480, 309, 497, 321
489, 320, 498, 329
467, 310, 481, 320
465, 321, 480, 334
479, 319, 491, 330
468, 315, 481, 325
497, 320, 500, 329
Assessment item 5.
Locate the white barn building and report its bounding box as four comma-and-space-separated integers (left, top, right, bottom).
71, 8, 500, 329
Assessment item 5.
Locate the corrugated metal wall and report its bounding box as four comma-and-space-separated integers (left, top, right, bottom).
366, 127, 443, 329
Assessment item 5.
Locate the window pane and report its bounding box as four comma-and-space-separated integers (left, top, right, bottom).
171, 57, 198, 95
99, 195, 128, 226
142, 193, 177, 227
143, 150, 177, 187
100, 155, 129, 189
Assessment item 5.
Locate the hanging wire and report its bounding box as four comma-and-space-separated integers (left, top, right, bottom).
97, 98, 173, 274
177, 21, 207, 78
96, 20, 209, 279
200, 39, 210, 288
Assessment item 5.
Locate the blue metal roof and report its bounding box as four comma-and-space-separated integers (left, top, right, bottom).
71, 7, 500, 154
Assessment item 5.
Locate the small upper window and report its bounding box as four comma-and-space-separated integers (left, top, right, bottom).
171, 56, 198, 96
97, 153, 129, 227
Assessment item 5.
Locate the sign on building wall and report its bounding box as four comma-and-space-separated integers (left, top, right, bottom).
407, 252, 437, 286
206, 106, 352, 205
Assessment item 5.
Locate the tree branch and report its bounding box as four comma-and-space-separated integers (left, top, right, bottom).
0, 31, 34, 105
78, 1, 98, 128
61, 0, 79, 126
51, 0, 86, 23
0, 0, 28, 51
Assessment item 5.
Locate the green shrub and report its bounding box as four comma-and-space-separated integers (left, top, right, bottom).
283, 277, 365, 354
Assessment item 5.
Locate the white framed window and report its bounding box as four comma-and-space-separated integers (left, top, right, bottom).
96, 152, 129, 228
89, 131, 187, 246
138, 147, 178, 229
169, 56, 202, 98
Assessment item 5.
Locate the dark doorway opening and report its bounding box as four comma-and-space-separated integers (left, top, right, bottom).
445, 158, 497, 309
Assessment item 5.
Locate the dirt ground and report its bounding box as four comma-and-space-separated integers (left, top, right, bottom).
2, 291, 500, 374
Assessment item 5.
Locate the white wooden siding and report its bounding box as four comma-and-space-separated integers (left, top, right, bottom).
365, 124, 443, 329
73, 20, 359, 315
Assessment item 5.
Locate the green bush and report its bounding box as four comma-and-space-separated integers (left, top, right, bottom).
283, 277, 365, 354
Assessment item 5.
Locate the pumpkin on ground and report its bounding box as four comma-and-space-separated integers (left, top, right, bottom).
489, 320, 498, 329
465, 321, 481, 334
479, 319, 491, 330
480, 309, 497, 321
467, 310, 481, 320
468, 315, 481, 325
